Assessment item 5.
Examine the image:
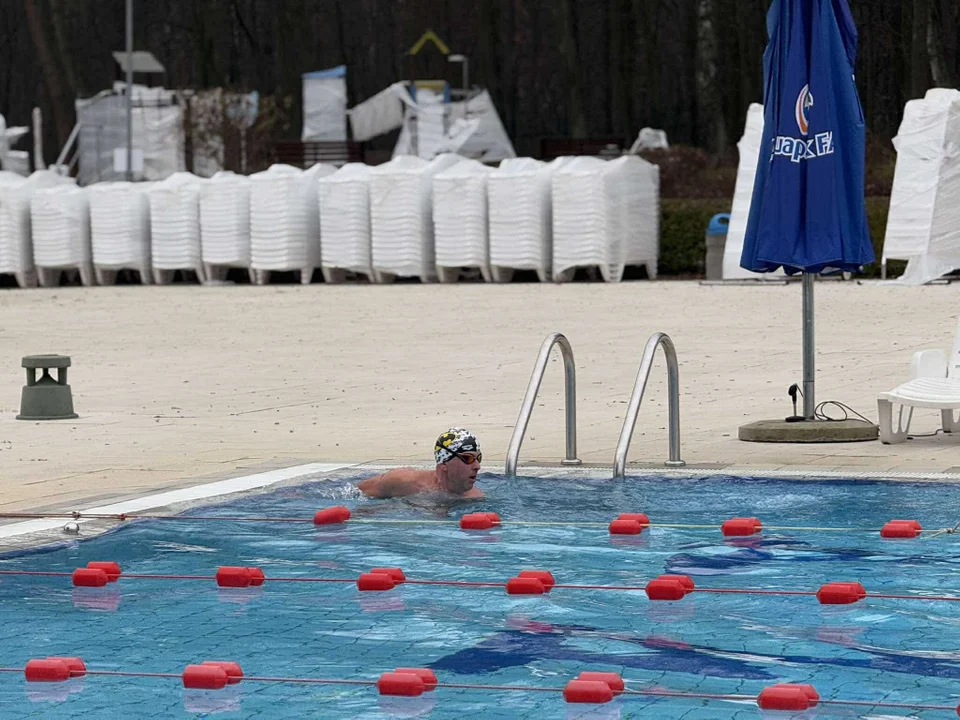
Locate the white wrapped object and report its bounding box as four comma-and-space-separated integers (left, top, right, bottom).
629, 127, 670, 153
433, 159, 492, 282
88, 181, 153, 283
369, 153, 464, 281
249, 163, 336, 283
552, 155, 659, 282
0, 170, 74, 286
30, 185, 94, 286
302, 66, 347, 142
318, 163, 373, 281
148, 172, 204, 280
883, 88, 960, 285
200, 171, 251, 268
488, 157, 572, 282
721, 103, 782, 279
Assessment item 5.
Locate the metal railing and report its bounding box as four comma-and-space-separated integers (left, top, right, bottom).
504, 333, 581, 477
613, 332, 685, 478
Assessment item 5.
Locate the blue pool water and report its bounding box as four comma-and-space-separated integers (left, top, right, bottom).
2, 472, 960, 718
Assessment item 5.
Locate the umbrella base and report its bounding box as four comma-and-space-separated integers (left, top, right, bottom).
738, 418, 878, 443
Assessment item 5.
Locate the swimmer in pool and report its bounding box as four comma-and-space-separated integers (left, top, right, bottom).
358, 428, 484, 499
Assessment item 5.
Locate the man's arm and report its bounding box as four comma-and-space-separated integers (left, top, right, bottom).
357, 470, 417, 498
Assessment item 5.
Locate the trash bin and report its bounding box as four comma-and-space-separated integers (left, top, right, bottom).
705, 213, 730, 280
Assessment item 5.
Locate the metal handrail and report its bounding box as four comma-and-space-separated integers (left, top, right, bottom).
613, 332, 685, 478
54, 122, 81, 174
504, 333, 581, 477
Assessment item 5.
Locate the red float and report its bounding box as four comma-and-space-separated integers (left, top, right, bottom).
46, 657, 86, 678
576, 672, 624, 694
357, 572, 395, 591
370, 568, 406, 583
86, 562, 121, 582
506, 576, 545, 595
247, 567, 266, 587
25, 659, 70, 682
721, 517, 762, 536
816, 581, 866, 605
657, 574, 695, 592
313, 506, 351, 525
72, 568, 109, 588
201, 661, 243, 684
483, 512, 502, 525
563, 679, 614, 704
608, 519, 643, 535
881, 520, 922, 538
377, 671, 425, 696
460, 513, 494, 530
518, 570, 555, 591
617, 512, 650, 527
182, 664, 228, 690
757, 683, 818, 711
215, 566, 253, 588
645, 576, 689, 601
394, 668, 438, 691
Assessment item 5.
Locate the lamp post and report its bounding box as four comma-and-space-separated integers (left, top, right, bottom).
125, 0, 133, 181
447, 54, 469, 94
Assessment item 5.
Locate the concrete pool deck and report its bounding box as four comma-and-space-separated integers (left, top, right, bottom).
2, 280, 960, 517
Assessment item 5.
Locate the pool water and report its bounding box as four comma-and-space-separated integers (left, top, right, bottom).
2, 473, 960, 718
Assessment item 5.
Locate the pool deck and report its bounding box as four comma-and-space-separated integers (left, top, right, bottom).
2, 279, 960, 517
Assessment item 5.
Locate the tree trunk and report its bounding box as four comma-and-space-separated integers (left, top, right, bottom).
558, 0, 587, 138
23, 0, 73, 146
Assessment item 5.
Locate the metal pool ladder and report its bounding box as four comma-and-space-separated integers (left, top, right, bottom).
613, 332, 685, 477
504, 333, 581, 477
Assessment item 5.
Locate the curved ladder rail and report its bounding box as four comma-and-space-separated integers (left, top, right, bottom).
504, 333, 581, 477
613, 332, 685, 478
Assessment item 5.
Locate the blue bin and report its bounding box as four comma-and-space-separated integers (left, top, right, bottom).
705, 213, 731, 280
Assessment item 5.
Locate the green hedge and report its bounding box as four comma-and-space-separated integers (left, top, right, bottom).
658, 197, 894, 277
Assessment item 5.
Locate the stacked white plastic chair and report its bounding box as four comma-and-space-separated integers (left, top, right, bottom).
488, 157, 571, 282
552, 155, 659, 282
368, 153, 464, 283
148, 172, 205, 284
0, 170, 74, 287
317, 163, 373, 283
433, 159, 492, 283
722, 103, 782, 280
249, 163, 336, 284
882, 88, 960, 285
30, 184, 94, 287
199, 171, 253, 282
89, 182, 154, 284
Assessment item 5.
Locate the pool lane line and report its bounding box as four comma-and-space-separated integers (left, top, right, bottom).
2, 664, 959, 713
5, 567, 960, 602
1, 512, 954, 536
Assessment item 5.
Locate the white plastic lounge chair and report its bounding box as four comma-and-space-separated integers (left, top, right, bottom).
877, 319, 960, 443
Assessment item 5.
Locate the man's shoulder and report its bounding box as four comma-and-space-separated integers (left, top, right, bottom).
359, 467, 436, 498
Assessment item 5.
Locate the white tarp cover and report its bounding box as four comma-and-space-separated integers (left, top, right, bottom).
629, 127, 670, 153
347, 83, 407, 142
883, 88, 960, 285
721, 103, 784, 279
552, 155, 659, 282
393, 88, 516, 162
302, 66, 348, 142
76, 83, 185, 184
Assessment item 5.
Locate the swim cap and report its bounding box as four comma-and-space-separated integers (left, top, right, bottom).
435, 427, 480, 464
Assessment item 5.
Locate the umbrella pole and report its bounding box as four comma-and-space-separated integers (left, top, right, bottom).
802, 272, 815, 419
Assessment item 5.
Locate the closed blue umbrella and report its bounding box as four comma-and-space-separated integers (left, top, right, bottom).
740, 0, 874, 419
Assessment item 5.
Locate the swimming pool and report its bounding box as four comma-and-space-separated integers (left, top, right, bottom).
1, 471, 959, 718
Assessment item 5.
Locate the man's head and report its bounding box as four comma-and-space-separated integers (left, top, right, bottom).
434, 427, 482, 494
